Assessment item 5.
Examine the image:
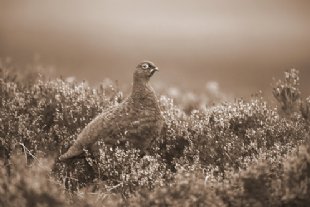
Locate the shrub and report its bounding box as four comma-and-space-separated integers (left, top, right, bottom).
0, 152, 90, 207
214, 141, 310, 207
281, 143, 310, 206
0, 64, 309, 206
300, 97, 310, 123
126, 164, 225, 207
188, 97, 306, 175
272, 68, 301, 115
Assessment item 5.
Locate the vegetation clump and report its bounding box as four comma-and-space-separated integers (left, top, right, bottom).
0, 63, 309, 206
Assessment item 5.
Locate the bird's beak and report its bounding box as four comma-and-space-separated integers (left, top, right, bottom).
149, 67, 159, 77
152, 67, 159, 72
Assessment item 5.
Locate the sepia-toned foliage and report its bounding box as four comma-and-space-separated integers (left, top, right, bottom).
272, 68, 301, 115
0, 63, 309, 207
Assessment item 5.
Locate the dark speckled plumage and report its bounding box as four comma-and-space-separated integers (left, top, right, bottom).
59, 61, 164, 161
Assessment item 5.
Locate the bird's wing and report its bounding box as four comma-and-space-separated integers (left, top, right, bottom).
59, 105, 121, 161
76, 106, 118, 146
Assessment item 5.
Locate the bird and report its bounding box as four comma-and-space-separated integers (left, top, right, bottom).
59, 61, 164, 161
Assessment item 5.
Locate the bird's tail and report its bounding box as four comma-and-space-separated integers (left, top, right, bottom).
59, 144, 83, 161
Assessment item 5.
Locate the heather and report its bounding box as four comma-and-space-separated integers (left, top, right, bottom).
1, 64, 310, 207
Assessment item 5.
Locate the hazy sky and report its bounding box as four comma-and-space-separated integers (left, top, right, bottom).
1, 0, 309, 97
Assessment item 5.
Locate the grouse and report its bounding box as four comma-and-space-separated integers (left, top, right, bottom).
59, 61, 164, 161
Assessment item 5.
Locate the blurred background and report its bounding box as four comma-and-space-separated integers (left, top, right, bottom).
1, 0, 309, 99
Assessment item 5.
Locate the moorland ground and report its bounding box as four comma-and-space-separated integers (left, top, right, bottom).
1, 64, 310, 207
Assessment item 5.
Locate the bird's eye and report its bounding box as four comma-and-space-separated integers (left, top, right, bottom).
141, 63, 149, 69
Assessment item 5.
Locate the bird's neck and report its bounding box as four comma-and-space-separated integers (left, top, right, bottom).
132, 79, 152, 97
131, 79, 160, 109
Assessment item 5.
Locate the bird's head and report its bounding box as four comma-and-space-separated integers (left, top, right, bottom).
134, 61, 159, 82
